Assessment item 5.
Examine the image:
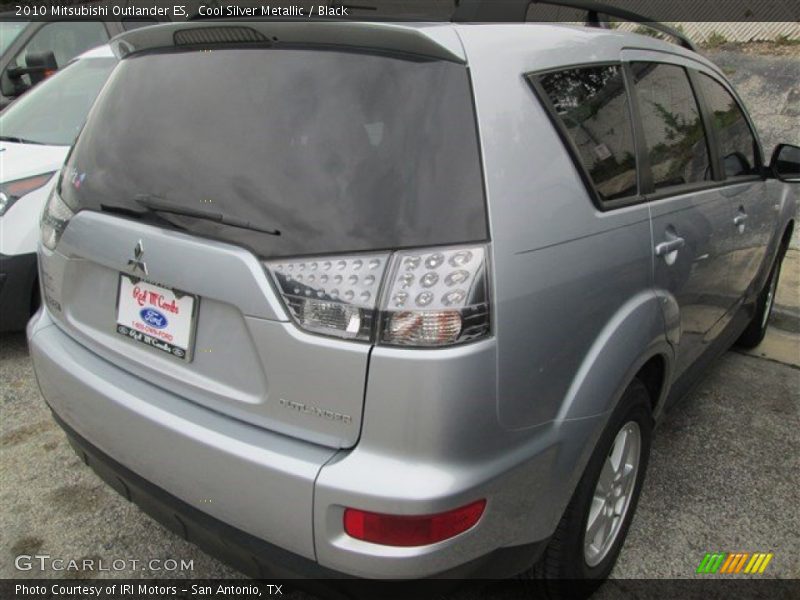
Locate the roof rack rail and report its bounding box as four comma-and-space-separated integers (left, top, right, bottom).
452, 0, 697, 51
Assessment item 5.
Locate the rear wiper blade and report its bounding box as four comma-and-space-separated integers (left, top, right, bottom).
100, 203, 189, 231
134, 195, 281, 236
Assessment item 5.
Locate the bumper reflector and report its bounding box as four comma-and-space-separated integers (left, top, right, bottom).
343, 500, 486, 547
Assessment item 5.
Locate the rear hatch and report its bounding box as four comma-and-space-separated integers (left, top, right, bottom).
47, 24, 487, 449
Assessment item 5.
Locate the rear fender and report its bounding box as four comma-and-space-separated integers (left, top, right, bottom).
558, 290, 673, 423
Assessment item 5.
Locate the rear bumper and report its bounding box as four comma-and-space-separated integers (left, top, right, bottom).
28, 308, 590, 579
51, 411, 548, 582
0, 252, 37, 332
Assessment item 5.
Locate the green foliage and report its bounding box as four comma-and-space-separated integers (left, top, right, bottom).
633, 23, 688, 47
633, 26, 662, 39
774, 34, 800, 46
647, 101, 707, 184
705, 32, 728, 49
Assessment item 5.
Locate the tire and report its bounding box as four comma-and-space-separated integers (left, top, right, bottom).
523, 379, 653, 599
736, 251, 783, 349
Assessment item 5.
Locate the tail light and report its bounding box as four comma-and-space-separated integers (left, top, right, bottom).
267, 253, 389, 342
343, 500, 486, 547
380, 246, 489, 346
40, 187, 76, 250
264, 244, 490, 347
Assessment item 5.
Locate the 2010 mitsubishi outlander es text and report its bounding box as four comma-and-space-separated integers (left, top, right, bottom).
27, 7, 799, 597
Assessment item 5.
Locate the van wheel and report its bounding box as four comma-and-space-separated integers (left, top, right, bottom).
524, 379, 652, 599
736, 254, 783, 349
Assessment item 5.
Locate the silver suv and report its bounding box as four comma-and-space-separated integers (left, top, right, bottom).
28, 14, 798, 592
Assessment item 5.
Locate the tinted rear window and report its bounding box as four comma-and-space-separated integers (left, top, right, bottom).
61, 48, 487, 258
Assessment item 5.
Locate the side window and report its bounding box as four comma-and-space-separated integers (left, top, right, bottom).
695, 73, 759, 178
537, 65, 637, 202
10, 21, 108, 87
630, 62, 711, 191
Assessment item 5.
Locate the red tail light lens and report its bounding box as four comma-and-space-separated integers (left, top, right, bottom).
343, 500, 486, 547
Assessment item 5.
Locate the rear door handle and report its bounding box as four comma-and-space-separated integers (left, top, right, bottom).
734, 213, 749, 226
655, 237, 686, 256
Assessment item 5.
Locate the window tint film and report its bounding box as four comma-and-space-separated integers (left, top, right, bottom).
538, 65, 637, 201
696, 73, 759, 178
631, 62, 711, 191
62, 48, 487, 259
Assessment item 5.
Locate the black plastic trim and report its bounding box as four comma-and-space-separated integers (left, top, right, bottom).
686, 67, 724, 182
643, 178, 762, 203
622, 62, 652, 196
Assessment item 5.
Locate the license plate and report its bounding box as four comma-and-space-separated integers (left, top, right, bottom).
116, 275, 198, 361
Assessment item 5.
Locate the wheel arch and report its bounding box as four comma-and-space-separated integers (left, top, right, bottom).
558, 291, 674, 423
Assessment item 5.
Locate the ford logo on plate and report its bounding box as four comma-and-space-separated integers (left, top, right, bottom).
140, 308, 168, 329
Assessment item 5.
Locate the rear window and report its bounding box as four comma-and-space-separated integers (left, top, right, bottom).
61, 48, 487, 259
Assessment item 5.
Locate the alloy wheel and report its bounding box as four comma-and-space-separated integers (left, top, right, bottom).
584, 421, 641, 567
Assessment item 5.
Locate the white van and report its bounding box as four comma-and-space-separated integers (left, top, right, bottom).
0, 44, 116, 331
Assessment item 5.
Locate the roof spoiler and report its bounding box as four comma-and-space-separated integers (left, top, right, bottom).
110, 21, 466, 64
452, 0, 697, 51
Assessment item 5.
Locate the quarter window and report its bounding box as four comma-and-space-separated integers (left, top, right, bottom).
630, 62, 711, 191
695, 74, 759, 177
537, 65, 637, 202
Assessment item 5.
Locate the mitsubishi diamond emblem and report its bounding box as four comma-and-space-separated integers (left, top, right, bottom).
127, 240, 148, 276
